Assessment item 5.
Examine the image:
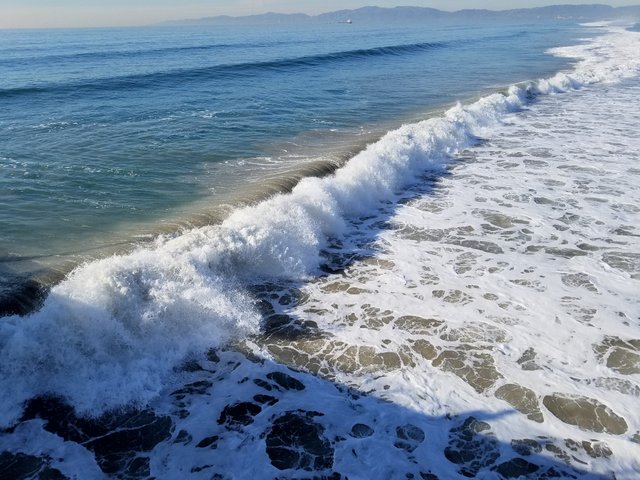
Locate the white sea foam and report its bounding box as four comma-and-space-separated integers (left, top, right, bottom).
286, 76, 640, 476
1, 24, 639, 431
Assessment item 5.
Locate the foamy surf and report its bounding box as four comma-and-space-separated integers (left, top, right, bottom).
0, 26, 639, 478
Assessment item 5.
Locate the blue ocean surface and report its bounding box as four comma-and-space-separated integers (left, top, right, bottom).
0, 21, 578, 275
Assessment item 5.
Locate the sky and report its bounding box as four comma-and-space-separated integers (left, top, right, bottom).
0, 0, 638, 29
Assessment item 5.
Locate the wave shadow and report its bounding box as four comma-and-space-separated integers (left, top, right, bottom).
0, 348, 619, 479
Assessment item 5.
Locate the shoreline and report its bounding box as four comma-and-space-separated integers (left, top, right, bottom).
0, 84, 564, 318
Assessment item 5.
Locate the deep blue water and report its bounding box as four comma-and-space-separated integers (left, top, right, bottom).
0, 21, 579, 267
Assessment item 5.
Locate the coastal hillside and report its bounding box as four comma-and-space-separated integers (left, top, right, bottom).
163, 4, 640, 25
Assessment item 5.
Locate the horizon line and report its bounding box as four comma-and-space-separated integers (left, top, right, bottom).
0, 3, 637, 31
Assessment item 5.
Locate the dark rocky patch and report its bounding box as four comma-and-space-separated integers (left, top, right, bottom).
267, 371, 305, 391
542, 393, 628, 434
602, 252, 640, 274
394, 424, 426, 453
122, 456, 150, 479
568, 439, 612, 459
544, 443, 571, 464
511, 438, 542, 456
175, 408, 189, 419
0, 452, 67, 480
448, 239, 504, 254
432, 348, 502, 393
275, 473, 344, 480
320, 248, 368, 272
277, 287, 310, 307
593, 336, 640, 375
21, 396, 172, 476
495, 383, 543, 422
537, 467, 578, 479
349, 423, 374, 438
263, 314, 296, 335
266, 411, 333, 471
517, 347, 542, 371
419, 473, 439, 480
543, 247, 588, 258
253, 394, 279, 406
196, 435, 219, 449
217, 402, 262, 428
537, 438, 606, 477
263, 314, 325, 342
173, 429, 192, 444
190, 464, 212, 473
180, 359, 207, 372
444, 416, 499, 477
171, 380, 213, 396
206, 349, 221, 363
577, 243, 600, 251
492, 457, 539, 478
253, 378, 274, 391
508, 440, 589, 478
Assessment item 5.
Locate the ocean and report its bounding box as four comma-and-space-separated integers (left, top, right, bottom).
1, 19, 639, 479
0, 22, 574, 290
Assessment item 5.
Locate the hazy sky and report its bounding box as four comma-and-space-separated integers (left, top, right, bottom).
1, 1, 638, 29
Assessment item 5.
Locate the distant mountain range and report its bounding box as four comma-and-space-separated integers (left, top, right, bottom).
161, 4, 640, 26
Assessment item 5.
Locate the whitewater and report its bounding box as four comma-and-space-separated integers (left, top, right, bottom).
1, 24, 639, 479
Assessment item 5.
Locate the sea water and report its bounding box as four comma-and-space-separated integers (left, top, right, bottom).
0, 20, 639, 479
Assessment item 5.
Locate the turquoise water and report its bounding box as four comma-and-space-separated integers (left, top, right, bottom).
0, 22, 577, 275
